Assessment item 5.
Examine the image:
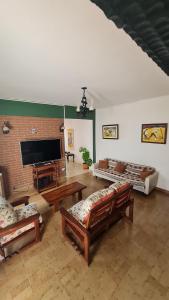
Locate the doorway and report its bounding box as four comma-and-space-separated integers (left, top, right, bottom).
64, 119, 93, 177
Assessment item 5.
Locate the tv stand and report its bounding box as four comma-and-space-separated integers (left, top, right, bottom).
32, 161, 60, 192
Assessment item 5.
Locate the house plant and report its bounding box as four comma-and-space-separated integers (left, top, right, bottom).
79, 147, 93, 169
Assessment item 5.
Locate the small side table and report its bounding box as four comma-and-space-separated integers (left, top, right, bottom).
65, 152, 75, 162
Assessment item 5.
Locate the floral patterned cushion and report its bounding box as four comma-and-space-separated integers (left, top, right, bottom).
0, 203, 42, 245
0, 199, 17, 228
15, 203, 42, 222
68, 200, 86, 226
0, 196, 7, 204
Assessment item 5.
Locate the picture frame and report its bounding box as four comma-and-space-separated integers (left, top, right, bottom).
67, 128, 74, 149
102, 124, 119, 139
141, 123, 168, 144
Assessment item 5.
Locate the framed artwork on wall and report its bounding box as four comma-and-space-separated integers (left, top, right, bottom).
141, 123, 168, 144
67, 128, 74, 149
102, 124, 119, 139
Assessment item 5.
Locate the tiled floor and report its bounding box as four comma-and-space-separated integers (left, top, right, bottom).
65, 161, 90, 178
1, 172, 169, 300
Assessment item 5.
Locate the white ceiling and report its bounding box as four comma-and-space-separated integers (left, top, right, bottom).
0, 0, 169, 108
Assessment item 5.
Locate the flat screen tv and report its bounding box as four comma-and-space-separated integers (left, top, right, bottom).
20, 139, 61, 166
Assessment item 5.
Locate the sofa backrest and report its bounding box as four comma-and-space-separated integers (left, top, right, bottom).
85, 184, 132, 229
106, 158, 155, 173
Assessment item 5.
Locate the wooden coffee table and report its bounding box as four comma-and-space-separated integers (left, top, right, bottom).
42, 181, 87, 212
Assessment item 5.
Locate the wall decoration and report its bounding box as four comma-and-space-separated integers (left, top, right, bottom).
67, 128, 74, 149
102, 124, 119, 139
141, 123, 168, 144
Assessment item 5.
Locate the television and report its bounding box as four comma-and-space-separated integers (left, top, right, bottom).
20, 139, 61, 166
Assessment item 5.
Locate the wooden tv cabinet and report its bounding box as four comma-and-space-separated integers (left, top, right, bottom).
32, 161, 62, 192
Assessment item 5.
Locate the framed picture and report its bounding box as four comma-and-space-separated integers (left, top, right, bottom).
102, 124, 119, 139
67, 128, 74, 149
141, 123, 168, 144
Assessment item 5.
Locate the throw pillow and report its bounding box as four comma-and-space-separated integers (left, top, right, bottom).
0, 201, 17, 228
98, 160, 108, 169
114, 162, 126, 173
140, 170, 153, 180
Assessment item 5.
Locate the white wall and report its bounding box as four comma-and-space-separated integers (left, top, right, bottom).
64, 119, 93, 163
96, 95, 169, 190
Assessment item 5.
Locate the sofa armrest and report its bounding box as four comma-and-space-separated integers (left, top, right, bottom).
0, 213, 40, 238
11, 196, 30, 207
144, 171, 158, 195
94, 162, 99, 169
60, 207, 88, 236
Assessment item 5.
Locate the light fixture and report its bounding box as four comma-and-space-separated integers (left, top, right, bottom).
59, 123, 65, 133
76, 87, 94, 117
2, 121, 11, 134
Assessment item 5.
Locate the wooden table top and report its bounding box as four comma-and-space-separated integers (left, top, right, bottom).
42, 181, 87, 204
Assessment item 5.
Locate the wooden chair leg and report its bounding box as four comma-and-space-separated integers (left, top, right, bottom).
84, 234, 90, 265
0, 245, 5, 260
129, 201, 134, 223
78, 191, 82, 201
34, 220, 40, 242
62, 216, 66, 237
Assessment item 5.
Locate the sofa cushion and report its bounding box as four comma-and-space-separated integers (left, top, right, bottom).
126, 163, 146, 175
109, 181, 131, 207
68, 200, 86, 226
109, 181, 130, 193
15, 203, 42, 222
140, 170, 153, 180
108, 159, 120, 169
114, 162, 126, 173
98, 160, 108, 169
96, 167, 145, 187
0, 199, 17, 229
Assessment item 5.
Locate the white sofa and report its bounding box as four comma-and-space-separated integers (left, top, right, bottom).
93, 159, 158, 195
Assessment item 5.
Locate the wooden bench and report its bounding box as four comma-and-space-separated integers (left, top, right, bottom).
60, 184, 134, 265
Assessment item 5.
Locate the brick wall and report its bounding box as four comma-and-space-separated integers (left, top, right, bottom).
0, 115, 65, 195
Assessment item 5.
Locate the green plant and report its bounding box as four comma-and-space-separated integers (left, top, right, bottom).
79, 147, 93, 167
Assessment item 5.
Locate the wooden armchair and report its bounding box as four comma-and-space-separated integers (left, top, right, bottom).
60, 184, 134, 265
0, 196, 42, 259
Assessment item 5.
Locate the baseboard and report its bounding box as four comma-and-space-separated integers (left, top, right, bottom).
155, 187, 169, 195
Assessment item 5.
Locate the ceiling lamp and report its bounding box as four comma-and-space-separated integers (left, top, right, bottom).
76, 87, 94, 117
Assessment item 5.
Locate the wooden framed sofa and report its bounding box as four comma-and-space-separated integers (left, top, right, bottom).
60, 181, 134, 265
0, 196, 42, 260
93, 159, 158, 195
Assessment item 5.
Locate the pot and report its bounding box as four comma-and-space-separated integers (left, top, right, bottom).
83, 163, 89, 169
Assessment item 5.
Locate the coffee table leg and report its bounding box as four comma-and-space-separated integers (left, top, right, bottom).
78, 190, 82, 200
53, 202, 59, 213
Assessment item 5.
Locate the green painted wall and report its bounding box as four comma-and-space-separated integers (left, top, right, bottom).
0, 100, 96, 162
65, 105, 96, 163
0, 99, 64, 118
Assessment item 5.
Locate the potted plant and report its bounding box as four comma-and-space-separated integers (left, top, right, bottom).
79, 147, 93, 169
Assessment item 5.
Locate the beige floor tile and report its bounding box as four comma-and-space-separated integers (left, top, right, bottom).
1, 165, 169, 300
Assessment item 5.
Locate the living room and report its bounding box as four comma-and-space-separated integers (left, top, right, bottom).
1, 1, 169, 299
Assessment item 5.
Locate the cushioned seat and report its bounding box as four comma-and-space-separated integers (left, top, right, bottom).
97, 168, 145, 187
0, 203, 42, 245
0, 196, 42, 259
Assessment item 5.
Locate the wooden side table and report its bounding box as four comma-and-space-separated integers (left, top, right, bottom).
33, 163, 57, 192
65, 152, 75, 162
